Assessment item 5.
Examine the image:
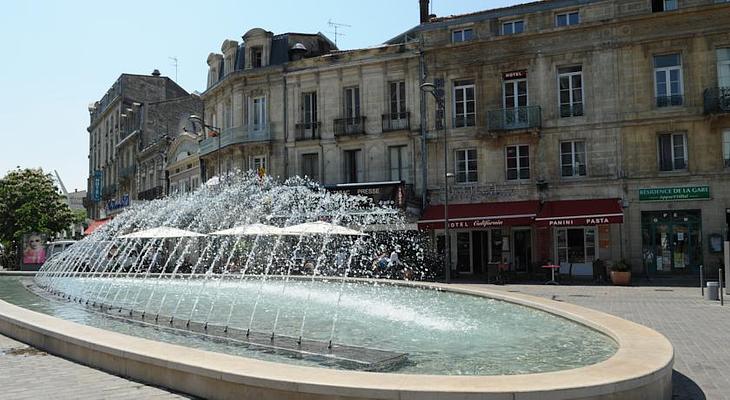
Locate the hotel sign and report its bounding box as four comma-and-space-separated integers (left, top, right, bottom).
639, 186, 710, 202
418, 216, 535, 230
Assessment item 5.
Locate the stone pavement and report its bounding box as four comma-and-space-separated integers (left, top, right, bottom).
486, 283, 724, 400
0, 334, 191, 400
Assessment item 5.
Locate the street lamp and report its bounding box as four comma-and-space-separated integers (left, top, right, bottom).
188, 115, 222, 181
420, 82, 451, 283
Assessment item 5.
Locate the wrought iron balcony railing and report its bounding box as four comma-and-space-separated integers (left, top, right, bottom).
138, 185, 163, 201
334, 116, 366, 137
382, 112, 410, 132
704, 87, 730, 114
295, 122, 321, 141
486, 106, 541, 132
452, 114, 476, 128
559, 103, 584, 118
199, 125, 272, 156
656, 94, 684, 107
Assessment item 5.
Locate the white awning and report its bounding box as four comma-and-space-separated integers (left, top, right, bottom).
209, 223, 282, 236
281, 221, 366, 236
119, 227, 206, 239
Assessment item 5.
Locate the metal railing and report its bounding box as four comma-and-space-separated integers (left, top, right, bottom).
656, 94, 684, 107
704, 87, 730, 114
486, 106, 541, 132
334, 116, 366, 137
559, 103, 584, 118
381, 112, 410, 132
295, 122, 321, 141
199, 125, 272, 156
138, 186, 163, 201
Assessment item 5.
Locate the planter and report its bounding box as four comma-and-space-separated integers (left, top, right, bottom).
610, 271, 632, 286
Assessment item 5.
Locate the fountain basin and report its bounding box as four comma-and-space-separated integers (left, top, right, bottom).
0, 277, 673, 400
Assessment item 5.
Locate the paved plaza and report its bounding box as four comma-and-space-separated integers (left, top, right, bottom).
0, 282, 725, 399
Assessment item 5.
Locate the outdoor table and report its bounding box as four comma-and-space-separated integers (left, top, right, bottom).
542, 264, 560, 285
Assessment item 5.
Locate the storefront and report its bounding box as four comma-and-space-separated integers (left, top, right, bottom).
641, 210, 702, 274
535, 198, 624, 277
418, 201, 539, 276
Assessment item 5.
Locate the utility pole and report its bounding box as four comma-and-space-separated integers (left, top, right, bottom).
327, 19, 351, 47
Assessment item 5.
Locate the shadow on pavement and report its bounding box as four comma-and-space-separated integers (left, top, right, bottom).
673, 370, 706, 400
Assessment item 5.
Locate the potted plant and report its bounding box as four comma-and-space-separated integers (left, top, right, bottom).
610, 260, 632, 286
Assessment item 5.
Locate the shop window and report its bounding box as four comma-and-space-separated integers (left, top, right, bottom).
455, 148, 478, 183
505, 145, 530, 180
723, 130, 730, 168
658, 133, 687, 171
558, 66, 583, 117
453, 80, 476, 127
556, 227, 596, 263
654, 54, 683, 107
560, 140, 587, 177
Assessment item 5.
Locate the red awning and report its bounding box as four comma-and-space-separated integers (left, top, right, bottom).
418, 200, 540, 230
535, 198, 624, 227
84, 218, 111, 235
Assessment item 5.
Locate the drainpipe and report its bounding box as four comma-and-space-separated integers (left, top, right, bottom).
419, 39, 428, 211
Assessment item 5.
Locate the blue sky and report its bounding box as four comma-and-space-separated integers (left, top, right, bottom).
0, 0, 524, 192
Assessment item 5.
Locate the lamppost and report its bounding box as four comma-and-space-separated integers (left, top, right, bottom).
420, 82, 451, 283
188, 115, 222, 181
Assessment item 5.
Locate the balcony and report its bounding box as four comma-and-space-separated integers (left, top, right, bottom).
138, 185, 163, 201
382, 112, 410, 132
656, 94, 684, 108
118, 165, 136, 179
295, 122, 321, 141
334, 116, 366, 137
704, 87, 730, 114
199, 125, 271, 156
486, 106, 541, 133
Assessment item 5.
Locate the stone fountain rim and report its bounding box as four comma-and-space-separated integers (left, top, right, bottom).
0, 275, 673, 399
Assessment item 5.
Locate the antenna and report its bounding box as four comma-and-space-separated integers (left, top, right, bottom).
327, 19, 351, 47
169, 56, 178, 81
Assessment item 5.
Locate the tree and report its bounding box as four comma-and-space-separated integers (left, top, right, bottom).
0, 168, 75, 263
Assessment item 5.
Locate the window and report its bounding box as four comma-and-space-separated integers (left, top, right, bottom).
223, 101, 232, 129
652, 0, 677, 12
718, 48, 730, 88
654, 54, 683, 107
251, 47, 263, 68
344, 87, 360, 119
723, 130, 730, 168
505, 145, 530, 181
502, 20, 524, 35
658, 133, 687, 171
451, 28, 473, 43
453, 80, 476, 127
301, 153, 319, 181
389, 81, 406, 118
558, 66, 584, 117
251, 96, 266, 130
560, 141, 587, 177
556, 11, 579, 26
389, 145, 410, 181
556, 228, 596, 263
251, 155, 267, 174
302, 91, 317, 125
344, 149, 363, 183
455, 149, 478, 183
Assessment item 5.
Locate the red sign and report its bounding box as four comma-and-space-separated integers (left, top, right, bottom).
536, 215, 623, 227
418, 216, 534, 230
503, 70, 527, 80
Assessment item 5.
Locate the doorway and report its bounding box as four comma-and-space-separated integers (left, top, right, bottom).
512, 229, 532, 272
642, 210, 702, 274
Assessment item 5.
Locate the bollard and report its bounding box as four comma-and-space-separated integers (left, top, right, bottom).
700, 265, 704, 297
720, 269, 724, 306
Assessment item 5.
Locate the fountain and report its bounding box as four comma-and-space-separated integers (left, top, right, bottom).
0, 173, 674, 399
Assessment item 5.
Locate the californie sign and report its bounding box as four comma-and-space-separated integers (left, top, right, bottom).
639, 186, 710, 202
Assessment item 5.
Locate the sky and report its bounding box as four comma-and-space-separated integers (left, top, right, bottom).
0, 0, 525, 192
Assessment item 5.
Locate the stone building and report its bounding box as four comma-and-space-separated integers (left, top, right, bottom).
86, 71, 200, 219
198, 0, 730, 279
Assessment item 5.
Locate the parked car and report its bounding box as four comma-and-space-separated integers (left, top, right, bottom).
46, 240, 77, 262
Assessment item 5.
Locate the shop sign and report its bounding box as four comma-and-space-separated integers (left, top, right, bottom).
106, 194, 130, 212
92, 170, 102, 202
326, 181, 406, 208
503, 70, 527, 80
538, 215, 623, 227
639, 186, 710, 201
418, 216, 535, 230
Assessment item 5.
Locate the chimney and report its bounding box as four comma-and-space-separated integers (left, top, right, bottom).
419, 0, 430, 24
151, 69, 161, 77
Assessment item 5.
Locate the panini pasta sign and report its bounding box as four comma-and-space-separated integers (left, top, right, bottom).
639, 186, 710, 201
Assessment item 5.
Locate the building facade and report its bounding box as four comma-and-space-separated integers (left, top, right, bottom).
86, 71, 200, 219
196, 0, 730, 278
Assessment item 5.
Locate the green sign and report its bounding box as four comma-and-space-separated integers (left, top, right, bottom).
639, 186, 710, 201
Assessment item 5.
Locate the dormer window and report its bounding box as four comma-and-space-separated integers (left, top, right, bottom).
452, 28, 473, 43
652, 0, 677, 12
251, 47, 263, 68
502, 20, 524, 35
556, 11, 580, 27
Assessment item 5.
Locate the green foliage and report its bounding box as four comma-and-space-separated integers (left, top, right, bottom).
0, 168, 75, 244
73, 209, 88, 226
611, 259, 631, 272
